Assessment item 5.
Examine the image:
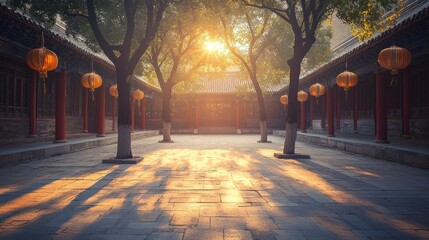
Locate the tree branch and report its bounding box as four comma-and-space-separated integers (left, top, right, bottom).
122, 0, 137, 57
128, 0, 168, 74
86, 0, 117, 64
243, 2, 291, 24
64, 3, 89, 19
221, 17, 253, 78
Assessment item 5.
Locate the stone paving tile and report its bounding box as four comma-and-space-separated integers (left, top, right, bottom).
183, 229, 223, 240
0, 135, 429, 239
224, 229, 253, 240
146, 231, 183, 240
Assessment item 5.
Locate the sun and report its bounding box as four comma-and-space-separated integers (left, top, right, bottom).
204, 40, 227, 54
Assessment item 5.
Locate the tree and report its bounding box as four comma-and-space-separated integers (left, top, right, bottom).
143, 1, 221, 142
9, 0, 170, 159
219, 3, 278, 142
245, 0, 400, 154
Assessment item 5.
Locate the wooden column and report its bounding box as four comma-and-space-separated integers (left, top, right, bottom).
195, 100, 200, 129
300, 101, 307, 133
353, 87, 359, 133
243, 101, 247, 129
130, 96, 135, 132
375, 71, 389, 143
336, 87, 341, 131
327, 86, 335, 137
82, 88, 89, 133
28, 71, 37, 137
309, 97, 314, 129
112, 96, 116, 131
186, 100, 190, 128
96, 85, 106, 137
54, 69, 67, 143
235, 99, 240, 129
141, 98, 146, 130
321, 94, 326, 129
402, 68, 410, 137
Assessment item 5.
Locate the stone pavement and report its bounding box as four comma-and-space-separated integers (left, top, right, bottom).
0, 134, 428, 240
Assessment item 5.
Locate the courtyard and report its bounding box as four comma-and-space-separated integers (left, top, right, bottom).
0, 135, 428, 240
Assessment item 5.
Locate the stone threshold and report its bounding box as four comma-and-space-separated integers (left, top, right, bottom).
273, 130, 429, 169
0, 130, 158, 168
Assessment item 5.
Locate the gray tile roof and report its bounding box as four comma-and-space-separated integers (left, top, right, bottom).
194, 72, 284, 94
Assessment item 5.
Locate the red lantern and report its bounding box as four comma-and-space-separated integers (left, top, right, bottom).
26, 33, 58, 94
297, 91, 308, 102
336, 70, 358, 92
378, 46, 411, 75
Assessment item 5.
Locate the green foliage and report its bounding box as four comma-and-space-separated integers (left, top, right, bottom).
335, 0, 402, 41
143, 0, 230, 95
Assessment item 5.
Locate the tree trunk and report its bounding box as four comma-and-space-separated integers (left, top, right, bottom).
259, 120, 268, 142
161, 88, 172, 142
284, 58, 302, 154
116, 70, 133, 159
251, 76, 268, 142
162, 121, 172, 141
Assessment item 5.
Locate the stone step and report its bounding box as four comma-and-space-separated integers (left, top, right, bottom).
198, 127, 238, 134
0, 130, 159, 167
273, 130, 429, 169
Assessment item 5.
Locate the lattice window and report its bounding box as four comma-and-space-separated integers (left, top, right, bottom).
0, 62, 29, 117
358, 77, 375, 118
410, 69, 429, 117
339, 87, 354, 119
386, 74, 402, 119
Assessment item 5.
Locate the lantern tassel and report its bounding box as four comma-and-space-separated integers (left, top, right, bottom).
389, 75, 398, 87
91, 91, 95, 101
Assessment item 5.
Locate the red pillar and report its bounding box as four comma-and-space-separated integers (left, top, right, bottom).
321, 94, 326, 129
130, 97, 135, 132
402, 68, 410, 137
28, 71, 37, 137
112, 96, 116, 131
83, 88, 89, 133
243, 101, 247, 129
309, 97, 314, 129
141, 98, 146, 130
301, 101, 307, 133
186, 100, 190, 128
195, 101, 200, 129
327, 86, 335, 137
336, 87, 341, 131
375, 70, 389, 143
96, 86, 106, 137
235, 99, 240, 129
54, 69, 67, 143
353, 87, 359, 133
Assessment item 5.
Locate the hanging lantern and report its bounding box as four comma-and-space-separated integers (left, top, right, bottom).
297, 90, 308, 102
309, 83, 326, 98
336, 70, 358, 92
109, 84, 118, 98
378, 45, 411, 75
280, 95, 288, 105
132, 89, 145, 108
81, 71, 102, 100
26, 32, 58, 94
309, 83, 325, 104
132, 89, 144, 100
